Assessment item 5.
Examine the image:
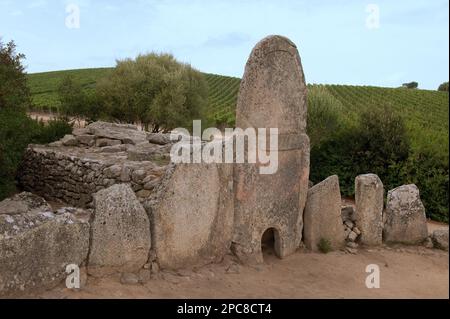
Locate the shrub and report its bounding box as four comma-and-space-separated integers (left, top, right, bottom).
402, 82, 418, 89
0, 39, 31, 111
307, 86, 348, 148
317, 238, 332, 254
96, 53, 208, 132
438, 82, 449, 92
311, 106, 411, 198
0, 110, 72, 200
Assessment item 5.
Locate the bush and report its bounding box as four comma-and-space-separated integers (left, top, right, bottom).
317, 238, 332, 253
0, 39, 31, 111
402, 82, 418, 89
311, 105, 411, 196
438, 82, 449, 92
307, 85, 348, 148
0, 110, 72, 199
96, 53, 208, 132
57, 76, 102, 123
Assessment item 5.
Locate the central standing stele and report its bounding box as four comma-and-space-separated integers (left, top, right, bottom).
232, 35, 310, 264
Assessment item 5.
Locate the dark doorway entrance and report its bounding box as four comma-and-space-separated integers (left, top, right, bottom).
261, 228, 281, 262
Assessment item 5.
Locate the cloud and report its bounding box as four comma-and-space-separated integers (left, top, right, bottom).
10, 10, 23, 16
203, 32, 252, 48
27, 0, 47, 9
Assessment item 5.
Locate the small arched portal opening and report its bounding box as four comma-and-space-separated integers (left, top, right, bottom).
261, 228, 281, 262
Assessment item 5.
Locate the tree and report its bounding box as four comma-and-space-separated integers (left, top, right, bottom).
96, 53, 208, 132
438, 82, 449, 92
402, 82, 418, 89
0, 39, 31, 111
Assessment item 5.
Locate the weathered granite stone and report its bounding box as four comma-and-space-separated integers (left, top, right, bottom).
232, 35, 310, 263
303, 175, 345, 251
76, 134, 95, 146
355, 174, 384, 245
383, 184, 428, 244
61, 134, 79, 147
0, 194, 90, 297
147, 133, 173, 145
88, 121, 147, 145
88, 184, 151, 277
432, 229, 449, 251
152, 163, 234, 269
0, 192, 51, 215
96, 138, 122, 147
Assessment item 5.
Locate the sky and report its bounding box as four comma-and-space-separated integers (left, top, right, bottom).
0, 0, 448, 90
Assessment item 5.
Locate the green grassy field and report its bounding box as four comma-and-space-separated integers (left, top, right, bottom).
27, 67, 449, 157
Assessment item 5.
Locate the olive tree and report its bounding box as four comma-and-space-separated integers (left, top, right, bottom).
96, 53, 208, 132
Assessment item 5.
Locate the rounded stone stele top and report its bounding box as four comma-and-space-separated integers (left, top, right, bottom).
236, 35, 307, 135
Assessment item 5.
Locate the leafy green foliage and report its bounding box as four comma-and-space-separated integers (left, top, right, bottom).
96, 53, 208, 132
318, 238, 332, 254
0, 110, 71, 199
0, 39, 72, 200
402, 81, 418, 89
0, 39, 31, 111
438, 82, 449, 92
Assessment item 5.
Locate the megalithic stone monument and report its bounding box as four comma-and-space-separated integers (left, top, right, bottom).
232, 35, 310, 264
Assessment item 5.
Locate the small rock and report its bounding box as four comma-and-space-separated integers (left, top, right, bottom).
151, 262, 160, 275
120, 273, 139, 285
138, 269, 151, 284
346, 242, 358, 249
423, 237, 434, 249
345, 247, 358, 254
344, 220, 354, 229
352, 227, 361, 236
347, 231, 358, 242
226, 264, 241, 274
432, 229, 449, 251
61, 135, 79, 147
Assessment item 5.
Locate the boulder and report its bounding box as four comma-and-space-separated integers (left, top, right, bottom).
303, 175, 345, 251
0, 194, 90, 297
432, 229, 449, 251
88, 184, 151, 276
355, 174, 384, 245
383, 184, 428, 244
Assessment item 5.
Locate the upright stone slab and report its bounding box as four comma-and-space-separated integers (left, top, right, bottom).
355, 174, 384, 245
232, 35, 310, 263
383, 184, 428, 244
152, 162, 234, 270
88, 184, 151, 276
303, 175, 345, 251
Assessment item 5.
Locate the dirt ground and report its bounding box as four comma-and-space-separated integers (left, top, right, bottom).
32, 243, 448, 299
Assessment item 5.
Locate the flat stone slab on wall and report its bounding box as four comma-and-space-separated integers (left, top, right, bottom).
0, 193, 90, 297
383, 184, 428, 244
303, 175, 345, 251
355, 174, 384, 246
88, 184, 151, 277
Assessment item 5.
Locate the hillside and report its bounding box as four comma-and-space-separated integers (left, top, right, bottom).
27, 68, 449, 157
